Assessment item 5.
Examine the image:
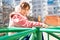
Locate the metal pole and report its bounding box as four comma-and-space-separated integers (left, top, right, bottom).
47, 33, 49, 40
36, 27, 42, 40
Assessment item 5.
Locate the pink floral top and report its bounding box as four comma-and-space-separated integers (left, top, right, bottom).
9, 12, 42, 28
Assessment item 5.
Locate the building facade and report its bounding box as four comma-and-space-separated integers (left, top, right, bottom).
32, 0, 48, 22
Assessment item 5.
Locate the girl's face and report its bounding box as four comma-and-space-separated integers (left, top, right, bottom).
20, 7, 30, 16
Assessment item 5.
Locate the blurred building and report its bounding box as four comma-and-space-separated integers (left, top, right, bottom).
32, 0, 48, 21
0, 0, 16, 26
32, 0, 60, 19
47, 0, 54, 15
48, 0, 60, 15
54, 0, 60, 15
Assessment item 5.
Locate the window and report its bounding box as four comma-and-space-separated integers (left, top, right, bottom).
38, 9, 41, 11
15, 0, 20, 1
33, 9, 36, 12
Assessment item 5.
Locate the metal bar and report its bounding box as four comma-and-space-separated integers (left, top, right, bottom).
0, 27, 32, 33
47, 26, 60, 29
46, 32, 60, 39
29, 32, 37, 40
36, 27, 42, 40
48, 33, 49, 40
40, 28, 60, 33
0, 28, 36, 40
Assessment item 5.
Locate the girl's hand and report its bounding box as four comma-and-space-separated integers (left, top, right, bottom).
42, 23, 48, 28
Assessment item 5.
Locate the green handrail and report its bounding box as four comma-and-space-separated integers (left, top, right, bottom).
0, 28, 36, 40
40, 28, 60, 33
0, 26, 60, 40
0, 27, 32, 33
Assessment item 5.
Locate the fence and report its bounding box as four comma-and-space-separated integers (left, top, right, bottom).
0, 26, 60, 40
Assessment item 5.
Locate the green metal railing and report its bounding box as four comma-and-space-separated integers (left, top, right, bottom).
0, 26, 60, 40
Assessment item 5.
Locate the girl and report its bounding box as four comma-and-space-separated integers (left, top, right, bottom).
9, 2, 48, 40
